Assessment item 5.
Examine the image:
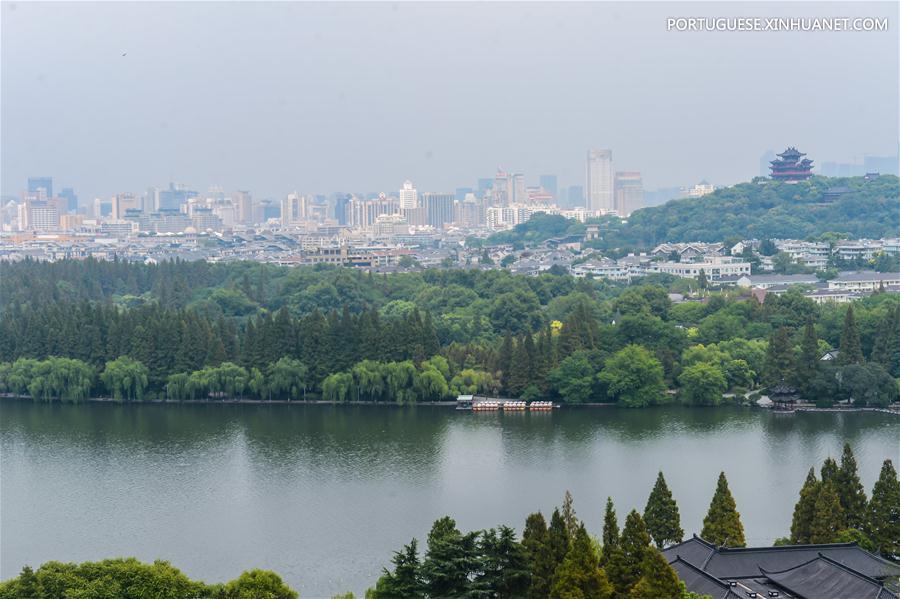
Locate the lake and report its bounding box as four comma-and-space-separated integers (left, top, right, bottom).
1, 401, 897, 597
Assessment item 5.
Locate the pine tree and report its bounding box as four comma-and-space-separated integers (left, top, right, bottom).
796, 321, 820, 396
473, 526, 530, 598
523, 512, 554, 599
371, 539, 424, 599
809, 481, 844, 544
837, 443, 868, 530
548, 508, 570, 568
420, 516, 479, 598
600, 497, 619, 567
837, 305, 864, 366
549, 524, 613, 599
866, 459, 900, 561
869, 307, 896, 369
820, 457, 840, 485
643, 471, 684, 548
790, 468, 820, 544
606, 510, 652, 597
629, 548, 682, 599
701, 472, 746, 547
561, 490, 580, 541
764, 327, 796, 387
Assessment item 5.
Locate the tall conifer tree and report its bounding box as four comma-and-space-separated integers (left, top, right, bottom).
644, 471, 684, 548
701, 472, 746, 547
790, 468, 820, 544
809, 481, 844, 544
866, 459, 900, 561
837, 305, 864, 366
837, 443, 868, 530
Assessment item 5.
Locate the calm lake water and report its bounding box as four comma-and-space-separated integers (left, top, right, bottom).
1, 401, 898, 597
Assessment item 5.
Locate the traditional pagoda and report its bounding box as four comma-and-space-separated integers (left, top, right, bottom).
769, 381, 798, 412
770, 147, 814, 181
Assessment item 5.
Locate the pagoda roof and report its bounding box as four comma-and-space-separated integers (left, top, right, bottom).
778, 146, 806, 158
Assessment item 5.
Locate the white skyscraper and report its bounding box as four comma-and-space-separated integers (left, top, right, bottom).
586, 149, 614, 212
399, 180, 418, 210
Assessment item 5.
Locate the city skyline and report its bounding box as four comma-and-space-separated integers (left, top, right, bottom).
2, 2, 897, 201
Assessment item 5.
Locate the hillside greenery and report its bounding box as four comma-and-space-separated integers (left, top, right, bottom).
486, 175, 899, 251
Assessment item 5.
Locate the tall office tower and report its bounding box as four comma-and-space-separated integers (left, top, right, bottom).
281, 192, 308, 226
423, 192, 455, 229
586, 149, 614, 212
477, 178, 493, 198
112, 192, 140, 220
614, 171, 644, 217
233, 190, 253, 224
158, 183, 198, 211
568, 185, 584, 208
455, 187, 474, 201
511, 173, 527, 204
59, 188, 78, 212
27, 177, 53, 200
492, 169, 511, 205
539, 174, 558, 199
332, 194, 350, 225
759, 150, 776, 178
399, 180, 418, 209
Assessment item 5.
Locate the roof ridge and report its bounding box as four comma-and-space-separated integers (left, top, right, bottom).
669, 555, 732, 589
716, 541, 857, 553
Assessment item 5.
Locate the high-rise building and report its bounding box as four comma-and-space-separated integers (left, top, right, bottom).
423, 192, 455, 229
332, 194, 350, 225
22, 200, 59, 230
158, 183, 198, 211
233, 190, 253, 224
567, 185, 584, 208
281, 192, 309, 226
112, 193, 141, 220
614, 171, 644, 217
586, 149, 614, 212
27, 177, 53, 200
399, 180, 418, 210
477, 178, 493, 198
539, 174, 558, 199
455, 187, 474, 202
59, 188, 78, 212
492, 170, 511, 205
511, 173, 527, 204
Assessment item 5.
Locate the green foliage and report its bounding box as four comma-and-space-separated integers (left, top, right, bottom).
763, 327, 795, 388
420, 516, 480, 597
0, 558, 298, 599
487, 213, 585, 247
371, 539, 424, 599
523, 513, 553, 599
701, 472, 745, 547
837, 443, 868, 530
790, 468, 819, 544
866, 459, 900, 561
599, 498, 619, 568
837, 305, 864, 366
606, 510, 652, 597
101, 356, 149, 401
586, 175, 900, 248
678, 362, 727, 406
644, 472, 684, 548
629, 548, 682, 599
549, 525, 613, 599
598, 345, 666, 408
809, 481, 845, 544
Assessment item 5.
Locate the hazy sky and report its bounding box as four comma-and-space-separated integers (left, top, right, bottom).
2, 1, 897, 201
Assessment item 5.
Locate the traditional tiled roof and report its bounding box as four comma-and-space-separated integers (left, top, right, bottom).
760, 554, 900, 599
668, 556, 741, 599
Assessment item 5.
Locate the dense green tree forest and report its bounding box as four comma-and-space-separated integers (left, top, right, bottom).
487, 175, 899, 251
7, 454, 894, 598
1, 259, 898, 405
